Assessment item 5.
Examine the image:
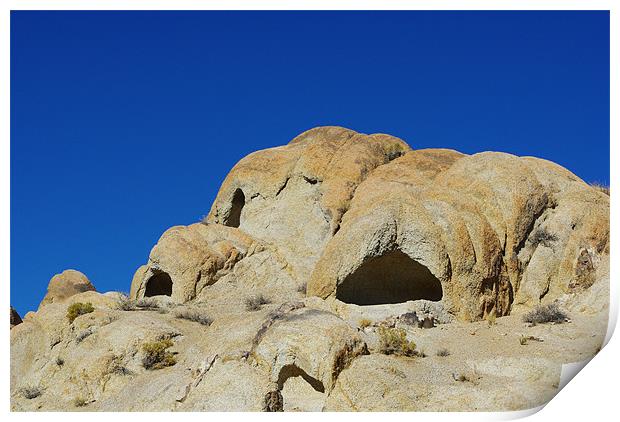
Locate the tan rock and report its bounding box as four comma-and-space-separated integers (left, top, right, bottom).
39, 269, 96, 309
206, 126, 412, 284
10, 126, 610, 412
129, 223, 258, 302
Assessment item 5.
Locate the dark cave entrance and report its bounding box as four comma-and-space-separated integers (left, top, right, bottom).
224, 188, 245, 228
336, 250, 443, 305
144, 271, 173, 297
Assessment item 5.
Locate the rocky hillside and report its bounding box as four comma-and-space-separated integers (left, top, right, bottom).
11, 126, 610, 411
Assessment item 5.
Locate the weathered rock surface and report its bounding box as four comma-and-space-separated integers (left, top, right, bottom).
39, 270, 96, 309
11, 127, 609, 412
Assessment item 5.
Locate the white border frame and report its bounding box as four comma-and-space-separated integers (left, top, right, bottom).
1, 2, 617, 421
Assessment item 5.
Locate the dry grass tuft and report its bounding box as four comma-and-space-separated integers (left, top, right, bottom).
245, 294, 271, 312
377, 327, 418, 357
523, 303, 567, 325
142, 339, 176, 370
66, 302, 94, 323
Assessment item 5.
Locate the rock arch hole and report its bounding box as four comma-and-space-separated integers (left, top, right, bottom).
225, 188, 245, 228
336, 250, 443, 305
144, 271, 173, 297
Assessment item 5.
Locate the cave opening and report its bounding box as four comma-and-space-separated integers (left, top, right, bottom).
225, 188, 245, 228
336, 250, 443, 305
144, 271, 173, 297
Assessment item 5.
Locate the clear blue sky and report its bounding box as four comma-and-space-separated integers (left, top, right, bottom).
11, 11, 609, 315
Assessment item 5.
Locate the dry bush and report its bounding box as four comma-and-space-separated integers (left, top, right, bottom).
436, 348, 450, 357
116, 294, 135, 311
262, 390, 283, 412
75, 327, 94, 344
107, 355, 131, 376
245, 294, 271, 311
135, 298, 160, 311
174, 309, 213, 326
20, 386, 43, 399
66, 302, 94, 323
530, 227, 558, 248
359, 318, 372, 329
590, 182, 610, 195
377, 327, 417, 357
73, 396, 88, 407
142, 339, 176, 370
523, 303, 567, 325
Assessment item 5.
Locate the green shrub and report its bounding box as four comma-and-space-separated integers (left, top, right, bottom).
523, 303, 567, 325
66, 302, 94, 323
142, 339, 176, 370
377, 327, 417, 357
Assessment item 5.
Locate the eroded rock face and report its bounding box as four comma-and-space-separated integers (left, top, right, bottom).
307, 148, 609, 321
130, 127, 608, 321
206, 126, 412, 285
129, 223, 261, 302
10, 126, 610, 412
39, 270, 96, 309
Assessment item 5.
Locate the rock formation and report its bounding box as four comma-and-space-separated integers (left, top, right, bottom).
39, 269, 96, 309
11, 127, 610, 412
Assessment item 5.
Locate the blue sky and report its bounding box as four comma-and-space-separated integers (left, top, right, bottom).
11, 11, 609, 315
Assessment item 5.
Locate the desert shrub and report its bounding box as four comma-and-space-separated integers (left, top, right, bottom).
116, 294, 135, 311
359, 318, 372, 329
73, 396, 88, 407
107, 355, 131, 376
245, 294, 271, 311
522, 303, 567, 325
66, 302, 94, 323
75, 327, 94, 343
377, 327, 417, 357
174, 309, 213, 326
135, 297, 160, 311
20, 386, 43, 399
590, 182, 610, 195
55, 357, 65, 366
142, 339, 176, 370
530, 228, 558, 248
436, 348, 450, 357
262, 390, 283, 412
